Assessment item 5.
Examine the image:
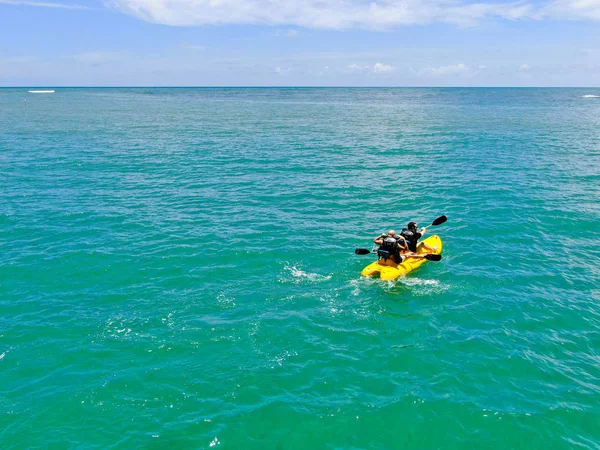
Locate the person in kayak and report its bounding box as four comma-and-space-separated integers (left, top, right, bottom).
400, 222, 438, 253
374, 230, 432, 264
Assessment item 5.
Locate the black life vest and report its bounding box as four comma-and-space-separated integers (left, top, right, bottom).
378, 236, 400, 261
400, 229, 418, 252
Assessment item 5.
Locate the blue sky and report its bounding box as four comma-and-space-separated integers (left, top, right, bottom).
1, 0, 600, 86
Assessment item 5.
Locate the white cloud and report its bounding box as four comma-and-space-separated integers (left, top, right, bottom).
0, 0, 91, 9
346, 63, 370, 73
108, 0, 540, 29
373, 62, 394, 73
274, 66, 291, 74
5, 0, 600, 27
419, 63, 472, 77
519, 63, 531, 71
346, 62, 394, 74
538, 0, 600, 20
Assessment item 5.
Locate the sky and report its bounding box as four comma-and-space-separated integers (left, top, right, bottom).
1, 0, 600, 86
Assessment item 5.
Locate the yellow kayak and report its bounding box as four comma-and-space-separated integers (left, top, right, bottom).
361, 235, 443, 281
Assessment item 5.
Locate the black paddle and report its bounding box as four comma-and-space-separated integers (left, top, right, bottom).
428, 215, 447, 228
354, 249, 441, 261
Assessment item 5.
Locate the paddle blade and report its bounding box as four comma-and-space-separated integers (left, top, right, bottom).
355, 248, 373, 255
431, 215, 447, 226
424, 254, 442, 261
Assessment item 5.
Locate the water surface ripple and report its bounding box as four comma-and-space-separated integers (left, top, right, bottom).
1, 88, 599, 449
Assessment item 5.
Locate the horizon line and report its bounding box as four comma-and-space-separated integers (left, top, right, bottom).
2, 85, 600, 89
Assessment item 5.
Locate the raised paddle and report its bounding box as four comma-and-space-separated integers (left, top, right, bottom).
427, 215, 447, 228
377, 215, 448, 235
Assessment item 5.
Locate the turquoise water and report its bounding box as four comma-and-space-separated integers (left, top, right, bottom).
1, 88, 600, 449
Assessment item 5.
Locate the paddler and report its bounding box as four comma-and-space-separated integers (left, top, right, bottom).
374, 230, 432, 264
400, 221, 438, 253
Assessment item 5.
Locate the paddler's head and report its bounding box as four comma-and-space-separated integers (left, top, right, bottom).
388, 230, 396, 237
408, 222, 417, 231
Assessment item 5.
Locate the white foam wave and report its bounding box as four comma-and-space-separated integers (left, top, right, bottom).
351, 274, 440, 293
103, 316, 149, 339
270, 349, 298, 368
399, 278, 441, 287
582, 94, 600, 98
398, 277, 449, 296
318, 291, 345, 315
216, 292, 236, 309
349, 278, 367, 296
282, 264, 332, 283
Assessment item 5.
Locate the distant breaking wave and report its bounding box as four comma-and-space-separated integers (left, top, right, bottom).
582, 94, 600, 98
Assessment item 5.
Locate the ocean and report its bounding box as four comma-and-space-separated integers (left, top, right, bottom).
1, 87, 599, 449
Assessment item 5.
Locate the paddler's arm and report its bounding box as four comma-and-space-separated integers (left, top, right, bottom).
373, 234, 386, 245
415, 228, 435, 252
397, 236, 408, 252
